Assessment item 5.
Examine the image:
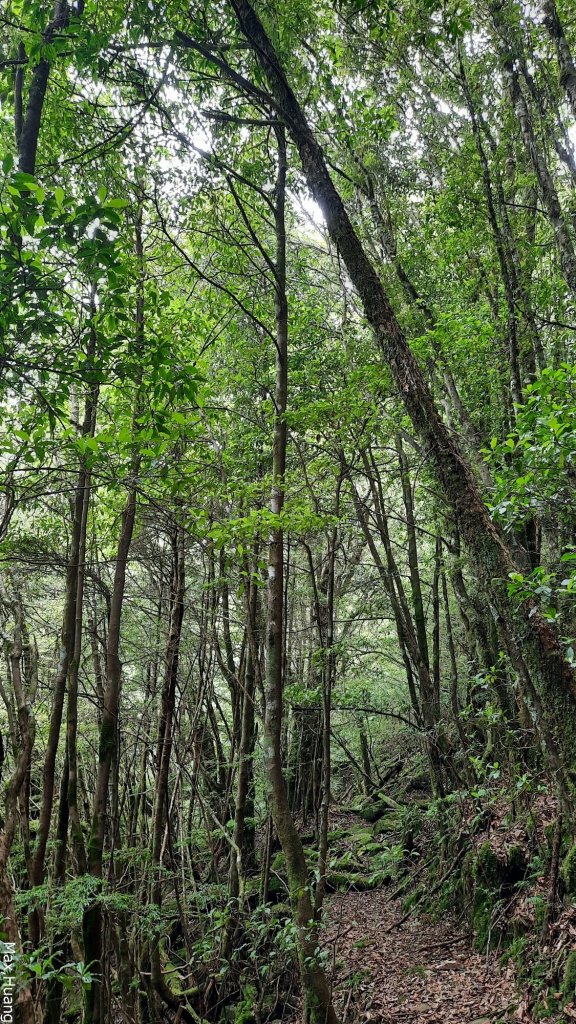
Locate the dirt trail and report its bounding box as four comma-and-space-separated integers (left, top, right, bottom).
325, 890, 525, 1024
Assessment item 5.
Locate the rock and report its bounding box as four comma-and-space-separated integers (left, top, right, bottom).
358, 795, 404, 822
372, 811, 404, 836
357, 840, 386, 854
357, 801, 386, 822
348, 827, 375, 844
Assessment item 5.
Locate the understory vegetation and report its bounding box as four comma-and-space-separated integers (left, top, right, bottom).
1, 0, 576, 1022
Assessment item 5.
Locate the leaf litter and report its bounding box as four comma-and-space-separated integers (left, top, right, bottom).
322, 890, 530, 1023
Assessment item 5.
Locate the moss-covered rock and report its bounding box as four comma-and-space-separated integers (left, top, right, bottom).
348, 826, 374, 844
268, 901, 291, 920
328, 857, 366, 874
357, 794, 403, 822
325, 868, 392, 892
372, 812, 405, 836
358, 801, 387, 822
473, 841, 501, 888
374, 793, 403, 811
466, 841, 527, 950
267, 874, 288, 898
357, 841, 387, 855
401, 770, 429, 794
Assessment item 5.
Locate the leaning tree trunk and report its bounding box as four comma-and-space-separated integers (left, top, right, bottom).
17, 1, 76, 175
226, 0, 576, 779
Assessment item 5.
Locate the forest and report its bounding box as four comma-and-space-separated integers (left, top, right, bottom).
2, 0, 576, 1021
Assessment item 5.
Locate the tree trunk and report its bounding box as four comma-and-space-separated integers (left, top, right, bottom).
228, 0, 576, 778
396, 435, 430, 672
441, 563, 476, 788
83, 208, 146, 1023
29, 409, 95, 945
229, 575, 258, 902
0, 591, 37, 1024
68, 311, 99, 874
17, 2, 73, 174
261, 124, 338, 1024
149, 525, 188, 1015
83, 476, 139, 1024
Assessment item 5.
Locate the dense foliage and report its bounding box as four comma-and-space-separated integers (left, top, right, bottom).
1, 0, 576, 1021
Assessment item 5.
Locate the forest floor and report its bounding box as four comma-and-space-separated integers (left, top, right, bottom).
323, 888, 532, 1024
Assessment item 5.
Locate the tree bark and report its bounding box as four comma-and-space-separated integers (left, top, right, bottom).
18, 2, 71, 174
149, 524, 188, 1017
68, 310, 99, 874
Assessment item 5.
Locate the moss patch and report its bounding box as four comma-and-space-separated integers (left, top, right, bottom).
562, 842, 576, 895
372, 812, 405, 836
563, 951, 576, 1000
